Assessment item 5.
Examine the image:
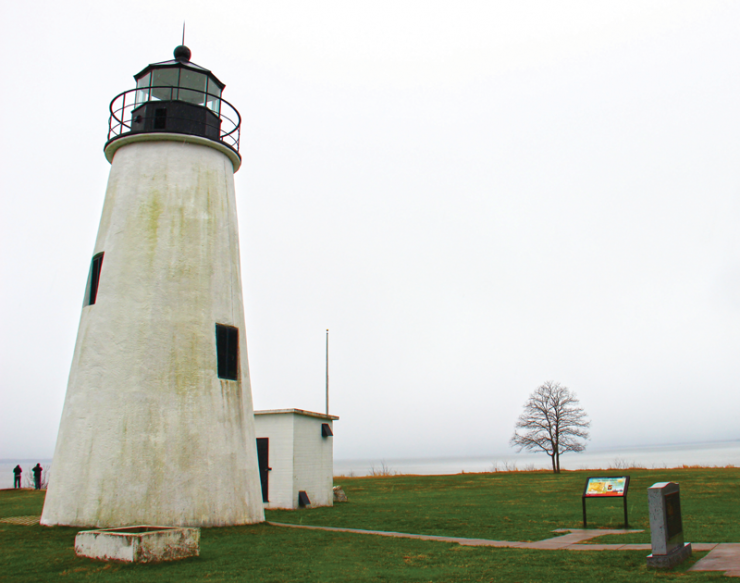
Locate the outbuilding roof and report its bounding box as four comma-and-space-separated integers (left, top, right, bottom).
254, 408, 339, 421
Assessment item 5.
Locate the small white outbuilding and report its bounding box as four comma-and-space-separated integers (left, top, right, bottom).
253, 409, 338, 509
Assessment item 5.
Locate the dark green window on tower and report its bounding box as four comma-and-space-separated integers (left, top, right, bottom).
84, 253, 104, 306
216, 324, 239, 380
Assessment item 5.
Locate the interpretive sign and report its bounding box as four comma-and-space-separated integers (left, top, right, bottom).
646, 482, 692, 568
584, 476, 629, 497
582, 476, 630, 527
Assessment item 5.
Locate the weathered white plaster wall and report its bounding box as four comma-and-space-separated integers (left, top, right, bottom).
254, 410, 336, 509
42, 139, 264, 527
253, 414, 295, 509
292, 414, 334, 508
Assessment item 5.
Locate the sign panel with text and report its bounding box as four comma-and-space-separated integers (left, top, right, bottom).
583, 476, 630, 498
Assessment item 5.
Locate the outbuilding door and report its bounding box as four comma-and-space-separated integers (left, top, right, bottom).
256, 438, 270, 502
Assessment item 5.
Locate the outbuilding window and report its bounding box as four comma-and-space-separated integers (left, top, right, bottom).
84, 253, 104, 306
215, 324, 239, 380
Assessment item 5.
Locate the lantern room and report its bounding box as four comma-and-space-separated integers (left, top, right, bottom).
106, 46, 241, 156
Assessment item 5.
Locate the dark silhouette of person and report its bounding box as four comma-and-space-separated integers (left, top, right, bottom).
32, 464, 42, 490
13, 465, 22, 489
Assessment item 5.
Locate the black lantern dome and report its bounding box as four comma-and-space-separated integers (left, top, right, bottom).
106, 46, 241, 156
173, 45, 192, 61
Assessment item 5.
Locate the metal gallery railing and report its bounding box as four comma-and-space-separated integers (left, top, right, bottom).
107, 86, 241, 152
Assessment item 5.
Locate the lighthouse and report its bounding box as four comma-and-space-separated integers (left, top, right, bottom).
41, 46, 265, 527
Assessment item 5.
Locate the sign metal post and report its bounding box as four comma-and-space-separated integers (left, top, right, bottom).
582, 476, 631, 528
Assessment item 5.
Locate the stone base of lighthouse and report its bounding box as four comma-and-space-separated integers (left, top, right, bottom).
41, 137, 264, 527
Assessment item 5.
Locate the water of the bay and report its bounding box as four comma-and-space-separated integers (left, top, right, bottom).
2, 441, 739, 489
335, 440, 740, 477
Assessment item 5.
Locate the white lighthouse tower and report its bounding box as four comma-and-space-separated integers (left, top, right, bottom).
41, 45, 265, 527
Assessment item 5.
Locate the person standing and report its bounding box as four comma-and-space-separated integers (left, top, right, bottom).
13, 465, 22, 489
32, 464, 43, 490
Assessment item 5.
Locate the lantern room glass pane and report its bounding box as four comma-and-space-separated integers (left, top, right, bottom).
206, 78, 222, 114
135, 73, 151, 105
206, 78, 222, 99
178, 70, 207, 105
150, 68, 179, 101
178, 89, 204, 105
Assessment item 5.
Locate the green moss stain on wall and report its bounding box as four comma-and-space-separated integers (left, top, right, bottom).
53, 143, 255, 527
139, 188, 164, 250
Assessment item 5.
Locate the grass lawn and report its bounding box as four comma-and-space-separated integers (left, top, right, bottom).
1, 468, 738, 582
275, 468, 740, 544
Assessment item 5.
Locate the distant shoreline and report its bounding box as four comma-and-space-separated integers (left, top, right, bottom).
334, 440, 740, 477
3, 439, 739, 486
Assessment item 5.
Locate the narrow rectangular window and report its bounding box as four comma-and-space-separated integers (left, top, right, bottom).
215, 324, 239, 380
84, 253, 104, 306
154, 108, 167, 129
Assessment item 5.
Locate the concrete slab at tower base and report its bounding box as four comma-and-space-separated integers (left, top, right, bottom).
647, 542, 692, 568
75, 526, 199, 563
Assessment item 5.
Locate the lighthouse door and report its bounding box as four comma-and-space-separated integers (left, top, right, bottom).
256, 438, 270, 502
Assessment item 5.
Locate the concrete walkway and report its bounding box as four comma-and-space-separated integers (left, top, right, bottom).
270, 522, 737, 576
0, 515, 40, 525
690, 544, 740, 577
269, 522, 648, 550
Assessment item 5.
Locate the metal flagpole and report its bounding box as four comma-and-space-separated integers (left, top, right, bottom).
325, 329, 329, 415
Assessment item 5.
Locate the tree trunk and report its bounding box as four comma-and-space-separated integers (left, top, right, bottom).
550, 453, 557, 473
555, 450, 561, 473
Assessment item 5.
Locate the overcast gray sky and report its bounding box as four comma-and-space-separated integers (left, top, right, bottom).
2, 1, 739, 464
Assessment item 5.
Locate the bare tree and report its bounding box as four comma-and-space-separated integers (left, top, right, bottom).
510, 381, 590, 473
